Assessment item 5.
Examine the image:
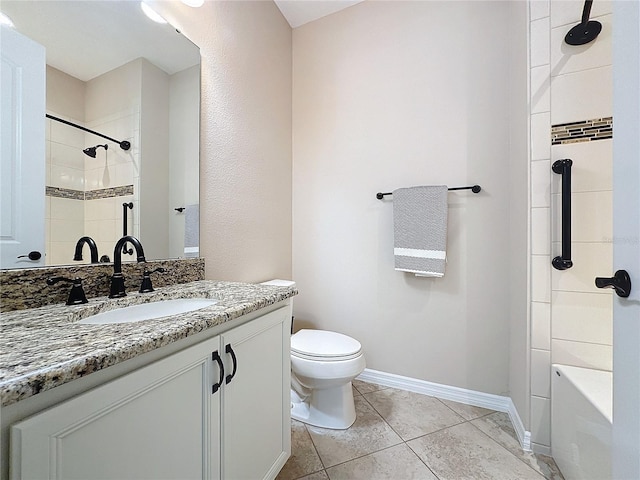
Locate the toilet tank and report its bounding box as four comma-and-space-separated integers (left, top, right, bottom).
260, 280, 296, 333
260, 279, 296, 288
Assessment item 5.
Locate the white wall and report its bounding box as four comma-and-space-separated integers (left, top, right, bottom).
528, 0, 613, 453
149, 0, 293, 282
292, 1, 520, 396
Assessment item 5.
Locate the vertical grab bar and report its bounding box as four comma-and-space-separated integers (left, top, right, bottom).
552, 159, 573, 270
122, 202, 134, 255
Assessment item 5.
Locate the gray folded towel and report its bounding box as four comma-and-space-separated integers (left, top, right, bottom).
393, 185, 448, 277
184, 204, 199, 258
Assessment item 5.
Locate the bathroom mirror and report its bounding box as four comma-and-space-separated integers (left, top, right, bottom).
0, 1, 200, 269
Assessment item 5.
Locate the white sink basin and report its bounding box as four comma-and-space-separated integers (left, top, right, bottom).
78, 298, 217, 325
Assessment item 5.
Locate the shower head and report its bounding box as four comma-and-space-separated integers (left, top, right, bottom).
565, 0, 602, 46
83, 144, 108, 158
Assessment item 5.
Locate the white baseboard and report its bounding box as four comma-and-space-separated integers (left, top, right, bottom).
531, 442, 551, 456
356, 368, 531, 452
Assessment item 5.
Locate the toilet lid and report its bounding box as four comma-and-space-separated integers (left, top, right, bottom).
291, 329, 362, 360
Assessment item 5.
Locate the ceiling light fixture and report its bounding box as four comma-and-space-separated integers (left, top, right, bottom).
140, 2, 168, 24
0, 12, 15, 28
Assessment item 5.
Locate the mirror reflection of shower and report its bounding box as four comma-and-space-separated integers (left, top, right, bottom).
83, 144, 108, 158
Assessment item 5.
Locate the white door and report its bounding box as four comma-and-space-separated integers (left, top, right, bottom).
0, 26, 45, 268
611, 2, 640, 478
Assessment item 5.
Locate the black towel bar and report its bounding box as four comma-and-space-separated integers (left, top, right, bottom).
376, 185, 481, 199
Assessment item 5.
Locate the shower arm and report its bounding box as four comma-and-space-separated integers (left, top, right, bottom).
46, 114, 131, 151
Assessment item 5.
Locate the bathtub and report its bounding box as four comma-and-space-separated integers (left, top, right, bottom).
551, 364, 612, 480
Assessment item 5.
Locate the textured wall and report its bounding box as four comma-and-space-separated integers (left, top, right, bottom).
149, 0, 293, 283
292, 1, 519, 396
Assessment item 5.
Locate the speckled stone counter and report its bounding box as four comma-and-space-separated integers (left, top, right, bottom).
0, 258, 205, 312
0, 280, 296, 407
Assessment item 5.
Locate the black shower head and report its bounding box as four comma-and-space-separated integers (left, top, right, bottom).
565, 0, 602, 46
83, 144, 108, 158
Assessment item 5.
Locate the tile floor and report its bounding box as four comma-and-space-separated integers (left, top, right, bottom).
276, 380, 564, 480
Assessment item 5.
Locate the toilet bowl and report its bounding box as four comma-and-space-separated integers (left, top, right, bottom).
259, 280, 366, 430
290, 329, 366, 429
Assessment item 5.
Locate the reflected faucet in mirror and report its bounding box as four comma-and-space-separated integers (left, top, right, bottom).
109, 235, 146, 298
73, 237, 99, 264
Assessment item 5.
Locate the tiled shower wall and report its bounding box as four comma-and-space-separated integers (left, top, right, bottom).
528, 0, 613, 454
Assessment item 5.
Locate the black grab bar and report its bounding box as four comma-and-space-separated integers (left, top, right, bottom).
552, 159, 573, 270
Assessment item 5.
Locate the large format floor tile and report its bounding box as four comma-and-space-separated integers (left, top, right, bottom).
278, 380, 564, 480
325, 444, 438, 480
407, 422, 545, 480
276, 420, 324, 480
364, 388, 465, 440
472, 412, 564, 480
306, 396, 403, 467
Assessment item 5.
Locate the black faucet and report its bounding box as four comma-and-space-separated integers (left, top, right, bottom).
73, 236, 99, 263
109, 235, 146, 298
46, 277, 88, 305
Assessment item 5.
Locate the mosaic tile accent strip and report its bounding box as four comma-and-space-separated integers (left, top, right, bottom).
551, 117, 612, 145
45, 184, 134, 200
46, 186, 84, 200
0, 257, 205, 312
85, 184, 134, 200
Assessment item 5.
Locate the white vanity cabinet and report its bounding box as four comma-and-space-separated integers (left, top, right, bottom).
9, 305, 291, 480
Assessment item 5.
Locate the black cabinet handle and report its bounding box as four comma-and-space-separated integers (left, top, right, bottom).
595, 270, 632, 298
212, 351, 224, 394
225, 344, 237, 385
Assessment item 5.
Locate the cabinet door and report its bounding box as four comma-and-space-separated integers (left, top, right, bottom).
11, 336, 222, 480
221, 306, 291, 480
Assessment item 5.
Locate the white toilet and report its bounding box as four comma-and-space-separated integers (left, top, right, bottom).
260, 280, 366, 430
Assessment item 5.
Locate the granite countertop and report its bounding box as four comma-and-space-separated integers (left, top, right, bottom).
0, 281, 297, 407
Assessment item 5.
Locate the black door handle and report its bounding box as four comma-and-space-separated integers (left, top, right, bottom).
225, 344, 237, 385
595, 270, 632, 298
212, 350, 225, 394
17, 251, 42, 261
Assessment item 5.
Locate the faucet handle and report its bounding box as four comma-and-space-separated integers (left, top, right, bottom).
139, 268, 166, 293
46, 277, 89, 305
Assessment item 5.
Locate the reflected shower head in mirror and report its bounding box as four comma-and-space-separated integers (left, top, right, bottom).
83, 144, 108, 158
565, 0, 602, 46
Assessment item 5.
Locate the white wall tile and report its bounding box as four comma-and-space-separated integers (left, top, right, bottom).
551, 139, 612, 193
48, 242, 78, 266
50, 218, 84, 242
531, 160, 551, 207
552, 191, 612, 243
531, 65, 551, 114
530, 0, 550, 21
532, 255, 552, 302
531, 396, 551, 446
531, 349, 551, 397
552, 291, 612, 344
531, 112, 551, 160
551, 241, 612, 293
50, 197, 84, 221
50, 142, 85, 170
551, 15, 612, 77
532, 301, 551, 350
551, 66, 612, 125
551, 338, 612, 371
50, 117, 85, 149
50, 165, 84, 191
531, 17, 551, 67
550, 0, 612, 28
85, 198, 117, 222
532, 207, 551, 255
552, 190, 612, 243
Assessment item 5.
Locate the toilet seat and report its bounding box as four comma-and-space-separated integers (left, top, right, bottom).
291, 329, 362, 361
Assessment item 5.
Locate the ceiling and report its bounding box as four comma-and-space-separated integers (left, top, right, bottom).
274, 0, 365, 28
0, 1, 199, 82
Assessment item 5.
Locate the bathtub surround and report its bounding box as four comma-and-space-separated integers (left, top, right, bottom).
528, 0, 613, 454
